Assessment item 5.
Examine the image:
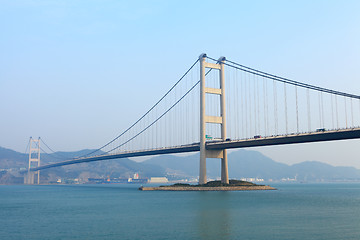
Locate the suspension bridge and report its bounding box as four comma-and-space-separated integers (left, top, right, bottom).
25, 54, 360, 185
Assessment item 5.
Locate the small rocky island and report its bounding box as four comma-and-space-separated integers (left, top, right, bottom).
139, 180, 276, 191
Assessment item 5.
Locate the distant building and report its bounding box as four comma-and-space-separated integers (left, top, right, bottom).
240, 177, 264, 182
149, 177, 168, 183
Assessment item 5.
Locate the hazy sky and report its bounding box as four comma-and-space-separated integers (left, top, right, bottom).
1, 1, 360, 168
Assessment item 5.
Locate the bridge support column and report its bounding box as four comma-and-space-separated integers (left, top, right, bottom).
199, 54, 207, 184
24, 171, 37, 184
25, 137, 41, 185
219, 58, 229, 184
199, 54, 229, 185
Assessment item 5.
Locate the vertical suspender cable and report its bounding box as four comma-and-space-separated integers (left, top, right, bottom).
244, 72, 248, 138
192, 75, 195, 143
253, 75, 257, 134
167, 94, 170, 147
178, 85, 181, 145
335, 95, 339, 129
273, 80, 278, 135
187, 76, 190, 143
129, 121, 134, 151
246, 74, 249, 137
151, 109, 154, 149
190, 75, 193, 143
344, 96, 348, 128
295, 86, 299, 133
242, 71, 246, 138
161, 94, 163, 148
307, 88, 311, 132
263, 77, 266, 136
177, 85, 180, 145
284, 82, 288, 134
249, 74, 252, 136
331, 94, 334, 129
169, 91, 172, 147
130, 125, 132, 151
265, 78, 269, 136
185, 75, 188, 144
173, 90, 176, 146
145, 113, 148, 149
318, 92, 322, 128
236, 68, 239, 139
191, 68, 194, 143
231, 68, 234, 138
232, 68, 236, 139
243, 71, 246, 138
241, 71, 244, 138
321, 92, 325, 128
156, 103, 158, 148
146, 109, 149, 149
350, 98, 354, 127
257, 75, 260, 134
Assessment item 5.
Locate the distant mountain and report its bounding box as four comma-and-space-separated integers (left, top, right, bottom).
0, 147, 164, 184
0, 146, 27, 169
289, 161, 360, 181
143, 150, 292, 179
141, 154, 200, 177
0, 146, 104, 169
227, 150, 291, 179
1, 146, 360, 184
144, 149, 360, 181
40, 157, 165, 182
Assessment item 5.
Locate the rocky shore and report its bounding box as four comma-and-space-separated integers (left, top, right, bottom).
140, 185, 275, 191
139, 180, 276, 191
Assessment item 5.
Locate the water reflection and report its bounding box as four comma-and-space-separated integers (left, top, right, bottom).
196, 192, 232, 240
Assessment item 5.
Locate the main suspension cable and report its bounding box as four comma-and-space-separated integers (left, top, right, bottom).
211, 57, 360, 99
24, 138, 30, 154
105, 80, 201, 154
102, 67, 214, 155
80, 58, 199, 158
40, 138, 69, 159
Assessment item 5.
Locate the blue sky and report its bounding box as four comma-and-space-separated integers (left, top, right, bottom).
1, 0, 360, 167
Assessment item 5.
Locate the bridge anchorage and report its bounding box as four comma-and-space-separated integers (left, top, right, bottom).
26, 53, 360, 185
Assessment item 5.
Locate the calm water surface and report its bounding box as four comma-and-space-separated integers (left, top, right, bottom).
1, 183, 360, 240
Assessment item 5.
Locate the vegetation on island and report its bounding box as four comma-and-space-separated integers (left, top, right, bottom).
161, 179, 262, 188
141, 179, 276, 190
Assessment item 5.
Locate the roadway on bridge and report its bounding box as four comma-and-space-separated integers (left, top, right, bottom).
30, 128, 360, 171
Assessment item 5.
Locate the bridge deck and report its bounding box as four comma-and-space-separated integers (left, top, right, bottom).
207, 128, 360, 150
30, 128, 360, 171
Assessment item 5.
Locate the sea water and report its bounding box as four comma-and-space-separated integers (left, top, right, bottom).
1, 183, 359, 240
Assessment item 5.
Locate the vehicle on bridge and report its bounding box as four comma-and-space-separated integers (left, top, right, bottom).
207, 139, 223, 143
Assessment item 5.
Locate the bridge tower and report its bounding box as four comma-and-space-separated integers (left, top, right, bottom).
25, 137, 41, 184
199, 54, 229, 184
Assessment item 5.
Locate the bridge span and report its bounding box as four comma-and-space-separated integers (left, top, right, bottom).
25, 54, 360, 184
30, 127, 360, 172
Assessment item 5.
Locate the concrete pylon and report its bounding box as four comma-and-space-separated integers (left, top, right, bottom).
199, 54, 229, 184
25, 137, 41, 184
